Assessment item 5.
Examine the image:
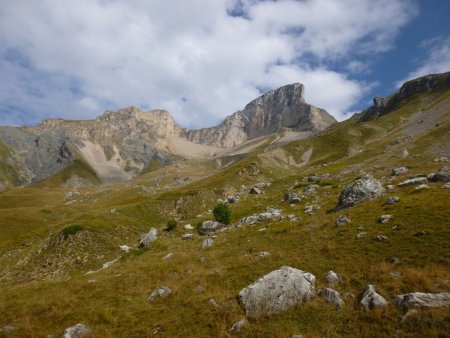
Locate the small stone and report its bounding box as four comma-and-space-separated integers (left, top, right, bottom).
374, 235, 389, 242
356, 226, 365, 230
257, 228, 266, 232
202, 238, 213, 249
413, 231, 427, 237
110, 208, 117, 214
359, 284, 388, 309
249, 187, 261, 195
198, 220, 226, 235
182, 233, 195, 240
336, 215, 350, 226
415, 184, 430, 191
386, 196, 400, 204
284, 192, 301, 204
258, 251, 271, 258
324, 270, 342, 284
229, 319, 247, 332
163, 252, 173, 260
390, 272, 402, 278
183, 224, 194, 230
139, 228, 158, 248
392, 167, 409, 176
61, 323, 89, 338
396, 292, 450, 310
195, 285, 205, 293
208, 298, 220, 307
400, 149, 409, 158
442, 183, 450, 189
386, 185, 396, 190
1, 326, 15, 333
387, 256, 400, 264
119, 245, 131, 253
357, 232, 368, 238
378, 215, 392, 223
148, 286, 172, 301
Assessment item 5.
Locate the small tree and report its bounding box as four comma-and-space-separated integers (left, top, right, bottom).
166, 219, 177, 231
213, 202, 231, 225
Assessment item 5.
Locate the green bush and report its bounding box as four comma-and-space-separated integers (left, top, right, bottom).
61, 224, 83, 239
166, 219, 177, 231
213, 202, 232, 225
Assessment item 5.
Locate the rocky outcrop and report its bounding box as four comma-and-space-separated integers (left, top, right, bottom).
238, 266, 315, 318
396, 292, 450, 310
357, 72, 450, 121
185, 83, 336, 147
337, 174, 385, 208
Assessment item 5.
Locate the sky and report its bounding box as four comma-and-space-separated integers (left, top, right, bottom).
0, 0, 449, 128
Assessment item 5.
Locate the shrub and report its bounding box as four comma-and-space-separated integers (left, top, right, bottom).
61, 224, 83, 239
166, 219, 177, 231
213, 202, 232, 225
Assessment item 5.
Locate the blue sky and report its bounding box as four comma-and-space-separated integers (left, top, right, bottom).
0, 0, 449, 128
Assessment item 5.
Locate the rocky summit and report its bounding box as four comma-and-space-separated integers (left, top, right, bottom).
0, 72, 449, 337
0, 83, 334, 189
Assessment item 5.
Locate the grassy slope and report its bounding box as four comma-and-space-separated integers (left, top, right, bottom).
0, 90, 449, 337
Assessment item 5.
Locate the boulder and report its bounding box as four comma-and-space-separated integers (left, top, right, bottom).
319, 288, 344, 309
337, 174, 385, 208
324, 270, 342, 284
335, 215, 350, 226
61, 324, 90, 338
428, 166, 450, 182
284, 192, 301, 204
359, 284, 388, 309
198, 221, 226, 235
148, 286, 172, 301
392, 167, 408, 176
395, 292, 450, 310
202, 238, 213, 249
138, 228, 158, 248
397, 177, 427, 187
238, 266, 315, 318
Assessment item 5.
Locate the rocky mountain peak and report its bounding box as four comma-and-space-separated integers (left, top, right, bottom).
244, 83, 305, 112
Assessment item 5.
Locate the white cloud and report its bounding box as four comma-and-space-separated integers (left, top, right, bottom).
396, 37, 450, 87
0, 0, 417, 127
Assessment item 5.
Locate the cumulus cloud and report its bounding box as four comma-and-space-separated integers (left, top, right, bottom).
396, 37, 450, 87
0, 0, 417, 127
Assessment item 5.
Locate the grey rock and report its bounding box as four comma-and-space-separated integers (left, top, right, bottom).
163, 252, 173, 260
357, 232, 368, 239
208, 298, 220, 307
60, 323, 89, 338
227, 195, 239, 204
378, 215, 392, 223
238, 266, 315, 318
148, 286, 172, 301
359, 284, 388, 309
119, 245, 131, 253
304, 184, 320, 196
374, 235, 389, 242
292, 335, 304, 338
386, 184, 396, 190
306, 174, 321, 183
198, 221, 226, 235
139, 228, 157, 248
386, 196, 399, 204
202, 238, 214, 249
396, 292, 450, 310
429, 166, 450, 182
182, 233, 195, 240
414, 184, 430, 190
319, 288, 344, 308
324, 270, 342, 284
0, 326, 16, 333
336, 215, 350, 226
400, 149, 409, 158
239, 208, 283, 225
258, 251, 271, 258
397, 177, 428, 187
413, 231, 427, 237
304, 204, 319, 213
249, 187, 262, 195
337, 174, 385, 208
434, 156, 449, 162
229, 319, 247, 332
392, 167, 408, 176
183, 224, 194, 230
387, 256, 400, 264
442, 182, 450, 189
284, 192, 301, 204
195, 285, 205, 293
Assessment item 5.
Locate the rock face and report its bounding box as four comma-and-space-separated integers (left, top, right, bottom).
238, 266, 316, 318
395, 292, 450, 310
0, 83, 335, 188
337, 174, 385, 208
357, 72, 450, 121
61, 323, 90, 338
185, 83, 336, 147
359, 284, 388, 309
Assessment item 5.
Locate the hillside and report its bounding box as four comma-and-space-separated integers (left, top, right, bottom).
0, 73, 449, 337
